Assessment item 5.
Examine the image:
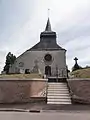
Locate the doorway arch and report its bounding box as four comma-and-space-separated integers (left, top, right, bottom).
45, 66, 51, 76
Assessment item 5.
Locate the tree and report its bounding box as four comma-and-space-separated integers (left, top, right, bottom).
3, 52, 16, 74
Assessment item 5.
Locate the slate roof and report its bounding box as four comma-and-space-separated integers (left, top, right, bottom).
27, 18, 66, 51
45, 18, 52, 31
28, 42, 65, 51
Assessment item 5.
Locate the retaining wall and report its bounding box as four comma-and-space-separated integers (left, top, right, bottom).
0, 78, 47, 103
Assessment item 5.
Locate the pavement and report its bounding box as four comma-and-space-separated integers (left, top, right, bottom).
0, 103, 90, 120
0, 111, 90, 120
0, 103, 90, 112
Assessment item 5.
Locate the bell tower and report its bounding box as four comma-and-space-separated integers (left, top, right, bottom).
40, 18, 57, 45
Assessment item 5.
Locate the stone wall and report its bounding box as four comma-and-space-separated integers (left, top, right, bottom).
68, 79, 90, 104
0, 79, 47, 103
10, 50, 67, 77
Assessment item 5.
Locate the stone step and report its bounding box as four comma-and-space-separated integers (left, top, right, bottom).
48, 85, 68, 87
47, 91, 69, 94
47, 95, 71, 99
48, 83, 67, 84
47, 91, 69, 93
48, 89, 69, 91
48, 82, 67, 84
48, 85, 68, 88
48, 84, 67, 86
47, 82, 72, 105
48, 83, 67, 85
47, 98, 71, 102
47, 101, 71, 104
48, 87, 68, 89
47, 92, 70, 95
47, 87, 69, 90
47, 93, 70, 96
48, 88, 69, 91
48, 86, 68, 88
47, 98, 71, 100
48, 82, 67, 85
47, 94, 70, 97
48, 86, 67, 88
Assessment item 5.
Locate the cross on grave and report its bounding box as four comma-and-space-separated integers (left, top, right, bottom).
74, 57, 78, 64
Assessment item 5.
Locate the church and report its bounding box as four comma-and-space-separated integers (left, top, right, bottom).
9, 18, 67, 78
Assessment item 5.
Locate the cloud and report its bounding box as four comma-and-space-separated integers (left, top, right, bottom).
0, 50, 7, 71
0, 0, 36, 72
0, 0, 90, 72
54, 2, 90, 69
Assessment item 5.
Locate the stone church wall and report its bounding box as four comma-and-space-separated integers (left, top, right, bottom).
10, 50, 67, 77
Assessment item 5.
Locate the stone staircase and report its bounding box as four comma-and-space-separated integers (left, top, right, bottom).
47, 82, 72, 104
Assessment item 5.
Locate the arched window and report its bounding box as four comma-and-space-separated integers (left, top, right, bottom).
44, 54, 52, 62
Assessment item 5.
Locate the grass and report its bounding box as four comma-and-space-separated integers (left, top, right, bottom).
70, 68, 90, 78
0, 73, 42, 79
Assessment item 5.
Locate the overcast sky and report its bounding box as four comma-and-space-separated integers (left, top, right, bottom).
0, 0, 90, 72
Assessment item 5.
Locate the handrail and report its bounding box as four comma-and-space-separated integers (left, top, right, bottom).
46, 79, 48, 103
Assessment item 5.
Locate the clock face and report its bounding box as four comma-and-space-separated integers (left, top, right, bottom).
44, 54, 52, 62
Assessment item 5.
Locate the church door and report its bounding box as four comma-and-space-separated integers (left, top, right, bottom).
45, 66, 51, 76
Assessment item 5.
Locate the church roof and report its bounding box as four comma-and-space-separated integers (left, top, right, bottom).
45, 18, 52, 31
28, 42, 65, 51
28, 18, 66, 51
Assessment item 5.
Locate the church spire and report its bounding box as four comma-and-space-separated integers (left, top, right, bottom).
45, 18, 52, 31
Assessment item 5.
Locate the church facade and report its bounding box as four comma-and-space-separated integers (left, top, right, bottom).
9, 19, 67, 77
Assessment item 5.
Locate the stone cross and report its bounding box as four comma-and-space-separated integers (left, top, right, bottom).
74, 57, 78, 64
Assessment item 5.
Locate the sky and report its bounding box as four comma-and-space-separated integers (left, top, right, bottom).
0, 0, 90, 72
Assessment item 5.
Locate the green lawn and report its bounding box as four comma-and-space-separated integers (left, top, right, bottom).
0, 73, 42, 79
71, 68, 90, 78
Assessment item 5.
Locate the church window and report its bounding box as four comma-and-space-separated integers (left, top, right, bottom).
44, 54, 52, 62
